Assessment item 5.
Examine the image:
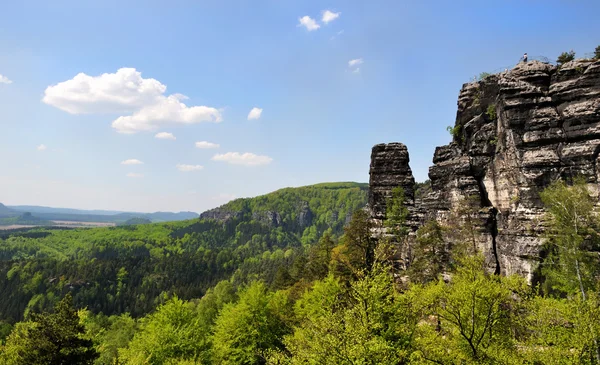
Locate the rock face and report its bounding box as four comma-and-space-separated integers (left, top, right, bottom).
370, 59, 600, 282
369, 143, 416, 221
199, 209, 242, 222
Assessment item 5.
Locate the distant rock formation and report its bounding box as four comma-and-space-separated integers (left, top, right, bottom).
369, 59, 600, 282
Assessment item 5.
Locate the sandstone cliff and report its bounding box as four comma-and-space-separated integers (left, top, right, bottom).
369, 59, 600, 281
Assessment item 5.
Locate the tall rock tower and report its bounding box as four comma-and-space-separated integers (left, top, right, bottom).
368, 59, 600, 282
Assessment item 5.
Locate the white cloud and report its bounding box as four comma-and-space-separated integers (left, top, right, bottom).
0, 74, 12, 84
195, 141, 220, 149
126, 173, 144, 178
298, 16, 320, 31
322, 10, 340, 24
42, 68, 222, 134
111, 94, 222, 134
176, 163, 204, 172
37, 144, 47, 151
348, 58, 364, 68
352, 68, 360, 74
43, 68, 165, 114
155, 132, 176, 140
212, 152, 273, 166
247, 107, 263, 120
121, 159, 143, 165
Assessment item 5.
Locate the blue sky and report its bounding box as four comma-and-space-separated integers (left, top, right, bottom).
0, 0, 598, 213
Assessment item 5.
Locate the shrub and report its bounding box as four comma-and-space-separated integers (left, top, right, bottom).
595, 45, 600, 60
446, 124, 462, 141
556, 50, 575, 65
486, 104, 497, 120
478, 72, 492, 80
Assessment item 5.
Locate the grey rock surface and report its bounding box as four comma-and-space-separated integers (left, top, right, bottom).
369, 59, 600, 282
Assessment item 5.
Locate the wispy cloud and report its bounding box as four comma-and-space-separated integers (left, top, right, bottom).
298, 16, 320, 31
322, 10, 340, 24
176, 164, 203, 172
155, 132, 176, 140
212, 152, 273, 166
330, 30, 344, 40
0, 74, 12, 84
247, 107, 263, 120
348, 58, 364, 67
195, 141, 220, 149
37, 144, 47, 151
126, 173, 144, 178
121, 159, 143, 165
348, 58, 363, 73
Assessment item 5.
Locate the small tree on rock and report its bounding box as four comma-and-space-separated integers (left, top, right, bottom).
557, 50, 576, 65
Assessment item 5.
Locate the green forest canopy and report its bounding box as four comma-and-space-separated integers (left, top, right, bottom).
2, 180, 600, 364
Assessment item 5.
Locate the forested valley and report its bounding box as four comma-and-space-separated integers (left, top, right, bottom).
1, 180, 600, 364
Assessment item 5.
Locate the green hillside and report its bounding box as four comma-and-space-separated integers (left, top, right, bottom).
0, 182, 368, 322
0, 212, 53, 226
0, 204, 18, 218
2, 180, 600, 364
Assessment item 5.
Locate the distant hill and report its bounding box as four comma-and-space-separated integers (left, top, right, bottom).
0, 203, 18, 218
119, 217, 152, 226
8, 205, 124, 216
0, 212, 53, 226
191, 181, 369, 237
6, 205, 199, 224
0, 181, 368, 322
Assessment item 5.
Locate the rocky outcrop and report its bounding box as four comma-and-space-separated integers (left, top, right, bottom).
199, 209, 242, 222
368, 143, 416, 221
370, 59, 600, 282
252, 211, 283, 227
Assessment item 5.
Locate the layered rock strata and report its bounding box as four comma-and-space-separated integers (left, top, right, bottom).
369, 59, 600, 281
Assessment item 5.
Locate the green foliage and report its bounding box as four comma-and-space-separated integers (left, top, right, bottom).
384, 186, 409, 239
522, 293, 600, 363
557, 50, 576, 65
119, 297, 206, 364
539, 178, 600, 297
304, 232, 336, 281
334, 209, 378, 276
486, 104, 497, 120
119, 217, 152, 226
446, 124, 462, 142
0, 321, 12, 345
411, 255, 528, 363
414, 180, 431, 200
0, 183, 367, 323
277, 267, 416, 364
446, 196, 484, 257
211, 282, 291, 364
0, 293, 98, 364
478, 72, 492, 80
6, 179, 600, 364
0, 212, 53, 226
408, 220, 448, 283
595, 45, 600, 60
83, 312, 137, 365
